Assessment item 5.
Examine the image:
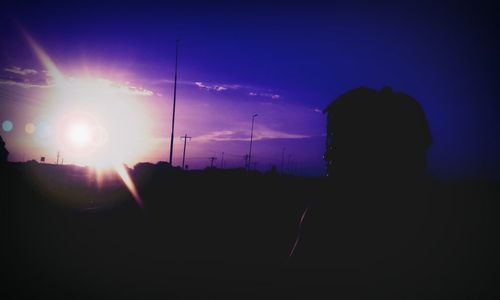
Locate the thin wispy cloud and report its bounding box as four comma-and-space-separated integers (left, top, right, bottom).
249, 92, 281, 100
115, 83, 154, 96
1, 66, 155, 96
124, 86, 154, 96
150, 79, 243, 91
1, 66, 50, 88
194, 81, 247, 92
150, 77, 281, 99
4, 66, 38, 76
68, 77, 155, 96
196, 128, 310, 143
194, 81, 281, 99
149, 79, 199, 86
0, 77, 52, 88
195, 81, 227, 91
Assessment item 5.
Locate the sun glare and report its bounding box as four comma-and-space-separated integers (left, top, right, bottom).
49, 78, 153, 170
23, 30, 154, 208
114, 163, 143, 208
68, 123, 91, 146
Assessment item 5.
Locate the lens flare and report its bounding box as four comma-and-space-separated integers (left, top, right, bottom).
2, 120, 13, 132
25, 123, 36, 134
114, 163, 143, 208
20, 28, 64, 84
22, 29, 148, 209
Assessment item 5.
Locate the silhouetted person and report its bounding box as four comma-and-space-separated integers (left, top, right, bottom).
0, 135, 8, 165
288, 87, 436, 298
323, 86, 432, 180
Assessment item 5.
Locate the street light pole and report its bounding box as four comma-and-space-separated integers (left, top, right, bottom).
169, 39, 180, 166
248, 113, 258, 170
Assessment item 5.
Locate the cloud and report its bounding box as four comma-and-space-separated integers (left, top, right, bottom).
149, 79, 201, 87
152, 79, 242, 92
248, 91, 281, 100
4, 66, 38, 76
150, 78, 281, 99
2, 64, 156, 96
254, 128, 309, 140
1, 65, 55, 88
196, 128, 310, 143
195, 81, 224, 91
196, 130, 245, 142
194, 81, 245, 92
123, 85, 154, 96
64, 78, 155, 96
0, 77, 52, 88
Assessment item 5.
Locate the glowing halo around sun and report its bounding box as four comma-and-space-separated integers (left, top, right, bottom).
48, 79, 154, 171
22, 30, 152, 208
47, 81, 152, 208
56, 110, 108, 158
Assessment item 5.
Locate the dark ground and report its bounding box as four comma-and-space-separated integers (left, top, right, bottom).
1, 162, 498, 299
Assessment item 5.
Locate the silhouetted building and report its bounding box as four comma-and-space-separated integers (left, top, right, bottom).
323, 86, 432, 179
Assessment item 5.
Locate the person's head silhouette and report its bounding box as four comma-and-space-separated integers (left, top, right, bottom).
323, 86, 432, 180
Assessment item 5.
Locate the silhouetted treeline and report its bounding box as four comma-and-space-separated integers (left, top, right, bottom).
0, 135, 8, 164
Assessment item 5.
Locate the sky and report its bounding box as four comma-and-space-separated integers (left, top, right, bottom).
0, 0, 499, 178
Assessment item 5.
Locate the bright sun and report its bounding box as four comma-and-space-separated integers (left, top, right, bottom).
49, 79, 150, 208
68, 123, 91, 146
50, 77, 153, 171
23, 31, 148, 207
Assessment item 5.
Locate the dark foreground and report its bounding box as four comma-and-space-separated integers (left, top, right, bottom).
1, 162, 498, 299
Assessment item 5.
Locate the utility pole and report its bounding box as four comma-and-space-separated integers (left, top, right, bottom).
287, 154, 292, 174
281, 147, 286, 174
209, 156, 217, 168
56, 151, 60, 165
248, 113, 258, 169
169, 39, 180, 166
220, 152, 224, 169
180, 134, 191, 169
